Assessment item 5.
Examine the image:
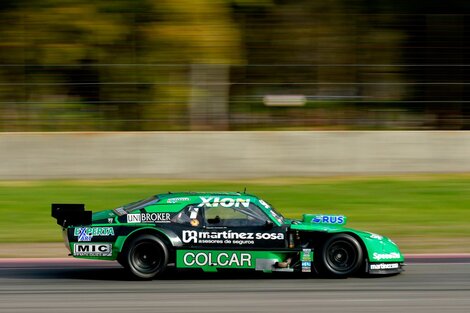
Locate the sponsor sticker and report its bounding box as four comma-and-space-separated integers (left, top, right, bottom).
74, 227, 115, 242
76, 227, 92, 242
370, 263, 400, 270
198, 197, 250, 208
127, 214, 141, 223
182, 251, 252, 268
181, 230, 284, 245
73, 243, 112, 257
372, 252, 401, 261
167, 197, 190, 204
300, 248, 313, 272
301, 248, 312, 262
301, 261, 312, 272
311, 215, 345, 224
127, 213, 171, 223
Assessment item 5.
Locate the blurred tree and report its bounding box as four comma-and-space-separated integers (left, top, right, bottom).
389, 0, 470, 129
230, 0, 405, 129
142, 0, 242, 130
0, 0, 128, 130
0, 0, 242, 130
1, 0, 470, 130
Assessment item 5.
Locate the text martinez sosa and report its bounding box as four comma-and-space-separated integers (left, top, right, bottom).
182, 230, 284, 244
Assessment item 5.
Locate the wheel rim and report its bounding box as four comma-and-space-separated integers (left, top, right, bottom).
325, 240, 357, 273
131, 241, 162, 274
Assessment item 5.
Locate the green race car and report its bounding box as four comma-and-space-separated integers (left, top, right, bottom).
52, 192, 404, 279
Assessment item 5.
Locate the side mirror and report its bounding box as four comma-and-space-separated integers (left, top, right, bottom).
265, 220, 274, 229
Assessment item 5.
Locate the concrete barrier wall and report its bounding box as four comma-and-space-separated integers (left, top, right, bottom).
1, 131, 469, 179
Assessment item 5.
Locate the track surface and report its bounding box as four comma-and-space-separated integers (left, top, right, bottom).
0, 256, 469, 313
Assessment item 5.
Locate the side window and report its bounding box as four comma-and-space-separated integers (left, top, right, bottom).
204, 203, 268, 227
171, 205, 202, 227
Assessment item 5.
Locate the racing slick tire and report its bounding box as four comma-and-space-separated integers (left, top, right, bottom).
318, 233, 363, 277
123, 234, 169, 280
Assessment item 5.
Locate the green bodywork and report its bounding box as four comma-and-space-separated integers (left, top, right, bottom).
61, 192, 404, 272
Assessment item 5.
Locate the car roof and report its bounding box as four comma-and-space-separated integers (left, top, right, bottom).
156, 191, 252, 199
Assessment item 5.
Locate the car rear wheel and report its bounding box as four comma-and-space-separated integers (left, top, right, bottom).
123, 234, 168, 280
319, 233, 363, 277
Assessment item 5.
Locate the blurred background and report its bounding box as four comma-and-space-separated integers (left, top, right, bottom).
2, 0, 470, 131
1, 0, 470, 255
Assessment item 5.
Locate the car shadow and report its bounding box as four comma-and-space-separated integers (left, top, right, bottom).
0, 264, 328, 281
0, 260, 395, 281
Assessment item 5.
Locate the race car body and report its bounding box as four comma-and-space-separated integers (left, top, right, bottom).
52, 192, 404, 279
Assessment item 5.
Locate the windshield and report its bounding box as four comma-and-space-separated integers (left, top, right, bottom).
119, 196, 159, 213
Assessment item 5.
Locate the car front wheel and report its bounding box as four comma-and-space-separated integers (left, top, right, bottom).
319, 233, 363, 277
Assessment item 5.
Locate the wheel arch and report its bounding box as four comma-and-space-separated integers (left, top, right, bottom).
342, 231, 368, 259
299, 230, 367, 255
117, 227, 182, 263
298, 229, 369, 273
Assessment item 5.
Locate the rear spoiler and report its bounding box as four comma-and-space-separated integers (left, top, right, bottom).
51, 203, 92, 227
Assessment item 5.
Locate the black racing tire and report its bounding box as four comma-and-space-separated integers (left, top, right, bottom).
318, 233, 363, 277
123, 234, 168, 280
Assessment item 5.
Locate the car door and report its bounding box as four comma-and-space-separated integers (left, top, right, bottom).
193, 200, 287, 250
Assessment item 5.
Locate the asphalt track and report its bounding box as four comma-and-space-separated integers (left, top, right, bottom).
0, 255, 469, 313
